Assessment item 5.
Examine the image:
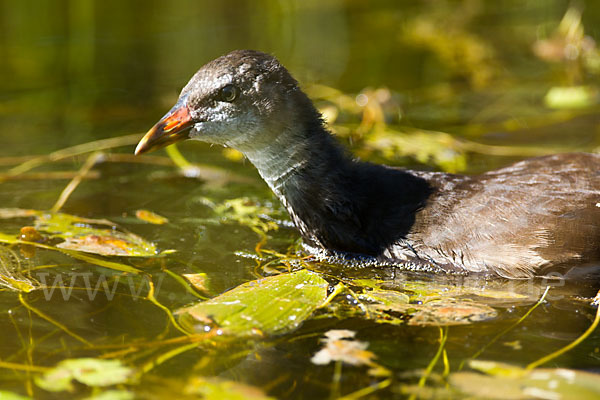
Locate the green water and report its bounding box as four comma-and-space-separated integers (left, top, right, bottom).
2, 1, 600, 399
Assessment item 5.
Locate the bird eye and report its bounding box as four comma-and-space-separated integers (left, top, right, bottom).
219, 84, 238, 102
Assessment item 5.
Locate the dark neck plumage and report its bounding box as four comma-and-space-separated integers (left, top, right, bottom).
243, 92, 433, 257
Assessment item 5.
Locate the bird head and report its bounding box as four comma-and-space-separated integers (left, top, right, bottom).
135, 50, 301, 156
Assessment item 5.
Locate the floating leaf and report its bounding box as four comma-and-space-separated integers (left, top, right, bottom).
407, 299, 497, 326
135, 209, 169, 225
358, 295, 496, 326
37, 212, 156, 257
178, 269, 328, 337
359, 289, 410, 308
56, 235, 144, 256
35, 364, 75, 392
83, 390, 134, 400
35, 358, 133, 392
0, 232, 142, 274
182, 273, 210, 293
450, 360, 600, 400
0, 208, 157, 257
356, 289, 410, 325
184, 377, 275, 400
341, 279, 502, 326
0, 244, 37, 292
400, 280, 529, 303
468, 360, 529, 377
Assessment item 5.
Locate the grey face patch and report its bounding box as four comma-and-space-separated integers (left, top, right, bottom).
189, 99, 264, 148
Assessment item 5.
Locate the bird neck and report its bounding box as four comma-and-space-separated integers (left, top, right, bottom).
241, 91, 350, 198
241, 105, 356, 242
241, 94, 432, 258
245, 129, 346, 196
242, 128, 316, 197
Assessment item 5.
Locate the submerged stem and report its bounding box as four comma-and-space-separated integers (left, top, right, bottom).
419, 327, 448, 388
459, 285, 551, 370
526, 293, 600, 370
18, 293, 93, 346
164, 143, 192, 169
164, 269, 208, 300
136, 342, 198, 377
0, 359, 50, 373
338, 378, 392, 400
407, 326, 448, 400
145, 280, 190, 336
330, 360, 343, 400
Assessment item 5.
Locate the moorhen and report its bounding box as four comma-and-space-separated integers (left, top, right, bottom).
135, 50, 600, 279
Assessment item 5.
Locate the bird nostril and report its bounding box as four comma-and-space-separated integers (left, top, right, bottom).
161, 105, 192, 133
164, 120, 181, 133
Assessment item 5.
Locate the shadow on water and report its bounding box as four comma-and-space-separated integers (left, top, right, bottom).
1, 0, 600, 399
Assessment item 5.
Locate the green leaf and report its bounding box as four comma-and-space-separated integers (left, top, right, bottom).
359, 289, 410, 308
450, 361, 600, 400
347, 279, 499, 326
178, 269, 328, 337
0, 391, 32, 400
0, 232, 142, 274
83, 390, 134, 400
184, 377, 275, 400
35, 358, 133, 392
0, 244, 37, 292
34, 364, 75, 392
469, 360, 528, 378
0, 209, 157, 257
135, 209, 169, 225
37, 212, 157, 257
407, 299, 497, 326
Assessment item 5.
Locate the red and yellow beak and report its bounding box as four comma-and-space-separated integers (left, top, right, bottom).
135, 96, 193, 155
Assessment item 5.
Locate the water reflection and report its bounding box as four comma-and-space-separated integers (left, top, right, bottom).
1, 1, 600, 399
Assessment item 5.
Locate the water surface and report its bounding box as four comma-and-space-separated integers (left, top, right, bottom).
1, 1, 600, 399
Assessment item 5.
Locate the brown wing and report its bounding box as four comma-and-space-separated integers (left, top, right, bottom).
398, 153, 600, 278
